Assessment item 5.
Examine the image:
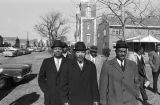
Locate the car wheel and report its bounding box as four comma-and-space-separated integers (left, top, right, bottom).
0, 78, 7, 89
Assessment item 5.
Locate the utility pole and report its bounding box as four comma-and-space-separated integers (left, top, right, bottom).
121, 3, 126, 41
26, 32, 30, 48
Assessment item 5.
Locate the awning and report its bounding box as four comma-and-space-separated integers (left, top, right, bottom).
140, 35, 160, 42
126, 35, 160, 43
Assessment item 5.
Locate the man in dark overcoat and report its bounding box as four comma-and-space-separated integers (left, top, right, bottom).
38, 40, 67, 105
60, 42, 100, 105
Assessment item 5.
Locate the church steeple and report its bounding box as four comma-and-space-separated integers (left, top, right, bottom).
15, 36, 20, 48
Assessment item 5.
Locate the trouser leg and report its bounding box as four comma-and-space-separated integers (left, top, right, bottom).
152, 71, 159, 93
140, 77, 148, 100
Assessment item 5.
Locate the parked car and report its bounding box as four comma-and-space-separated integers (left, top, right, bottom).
35, 47, 43, 52
0, 63, 32, 89
27, 48, 35, 52
20, 49, 31, 55
2, 50, 18, 57
16, 49, 23, 56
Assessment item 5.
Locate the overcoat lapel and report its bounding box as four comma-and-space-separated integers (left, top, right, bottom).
124, 59, 129, 72
111, 58, 123, 74
58, 57, 66, 73
50, 57, 57, 72
71, 59, 82, 72
81, 59, 88, 73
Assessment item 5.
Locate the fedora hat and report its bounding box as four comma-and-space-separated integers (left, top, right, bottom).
74, 42, 87, 51
63, 42, 68, 48
114, 40, 128, 48
51, 40, 64, 49
90, 45, 97, 52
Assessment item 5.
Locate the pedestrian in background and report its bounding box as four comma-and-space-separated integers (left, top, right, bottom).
99, 40, 140, 105
102, 47, 111, 60
148, 44, 160, 94
62, 42, 74, 59
128, 46, 151, 105
86, 45, 106, 85
60, 42, 99, 105
38, 40, 66, 105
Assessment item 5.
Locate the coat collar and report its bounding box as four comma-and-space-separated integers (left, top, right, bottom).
110, 57, 129, 74
50, 56, 66, 73
71, 58, 89, 72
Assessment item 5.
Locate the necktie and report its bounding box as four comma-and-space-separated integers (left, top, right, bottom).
121, 61, 124, 71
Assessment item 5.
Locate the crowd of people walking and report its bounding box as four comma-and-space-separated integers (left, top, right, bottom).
38, 39, 160, 105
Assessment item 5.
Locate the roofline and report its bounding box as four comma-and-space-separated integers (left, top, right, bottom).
109, 25, 160, 29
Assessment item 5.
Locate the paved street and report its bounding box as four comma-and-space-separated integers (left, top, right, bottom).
0, 51, 51, 105
0, 51, 159, 105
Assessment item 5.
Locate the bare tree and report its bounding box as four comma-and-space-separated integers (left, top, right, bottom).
97, 0, 154, 40
34, 11, 70, 46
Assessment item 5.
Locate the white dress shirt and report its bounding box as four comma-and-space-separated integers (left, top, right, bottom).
90, 55, 96, 63
117, 59, 124, 67
54, 57, 62, 71
77, 61, 84, 70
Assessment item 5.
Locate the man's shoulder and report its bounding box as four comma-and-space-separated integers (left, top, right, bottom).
126, 59, 137, 65
148, 51, 156, 55
43, 57, 53, 61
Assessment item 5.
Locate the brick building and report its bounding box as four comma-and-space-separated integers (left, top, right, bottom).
97, 15, 160, 54
75, 0, 97, 47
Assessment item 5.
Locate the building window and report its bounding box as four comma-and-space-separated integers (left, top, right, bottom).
116, 29, 119, 34
86, 34, 91, 43
86, 7, 91, 18
87, 22, 90, 30
104, 30, 106, 36
97, 33, 100, 38
112, 29, 115, 34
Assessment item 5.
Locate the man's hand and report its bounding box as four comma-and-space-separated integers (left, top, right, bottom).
63, 102, 69, 105
93, 102, 99, 105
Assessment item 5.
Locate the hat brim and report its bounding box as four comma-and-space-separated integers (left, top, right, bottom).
90, 49, 97, 52
73, 48, 87, 51
113, 46, 128, 48
51, 46, 64, 49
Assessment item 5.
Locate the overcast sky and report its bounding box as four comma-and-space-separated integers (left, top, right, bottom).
0, 0, 159, 41
0, 0, 77, 41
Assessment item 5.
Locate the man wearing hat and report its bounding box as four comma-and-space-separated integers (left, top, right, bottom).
86, 45, 106, 85
38, 40, 67, 105
128, 46, 151, 105
148, 44, 160, 94
99, 40, 140, 105
60, 42, 100, 105
62, 42, 74, 59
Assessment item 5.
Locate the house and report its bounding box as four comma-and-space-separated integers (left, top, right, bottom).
97, 15, 160, 54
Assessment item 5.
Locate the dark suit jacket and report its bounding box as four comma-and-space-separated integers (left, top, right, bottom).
60, 58, 100, 105
38, 56, 67, 105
